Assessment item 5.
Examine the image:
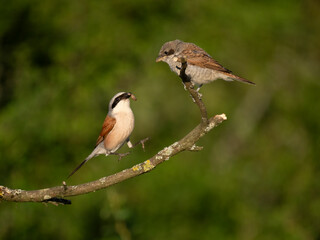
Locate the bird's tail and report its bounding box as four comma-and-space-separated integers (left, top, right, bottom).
67, 151, 97, 179
226, 72, 255, 85
235, 76, 255, 85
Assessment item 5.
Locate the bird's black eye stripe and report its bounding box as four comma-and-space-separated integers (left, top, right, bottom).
164, 49, 175, 55
112, 93, 130, 109
112, 97, 121, 109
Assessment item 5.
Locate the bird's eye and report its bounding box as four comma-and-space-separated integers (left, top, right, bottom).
164, 51, 168, 55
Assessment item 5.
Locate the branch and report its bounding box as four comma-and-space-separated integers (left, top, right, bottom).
0, 114, 226, 203
176, 57, 208, 125
0, 58, 227, 204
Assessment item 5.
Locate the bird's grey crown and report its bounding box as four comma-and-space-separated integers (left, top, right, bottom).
159, 39, 183, 57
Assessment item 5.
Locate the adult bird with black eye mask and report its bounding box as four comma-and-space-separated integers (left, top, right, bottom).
68, 92, 137, 178
112, 92, 135, 109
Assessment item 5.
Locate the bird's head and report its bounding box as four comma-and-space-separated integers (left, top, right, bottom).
156, 39, 183, 63
109, 92, 137, 113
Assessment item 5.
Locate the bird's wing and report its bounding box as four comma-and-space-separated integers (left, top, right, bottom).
181, 44, 232, 73
96, 115, 116, 147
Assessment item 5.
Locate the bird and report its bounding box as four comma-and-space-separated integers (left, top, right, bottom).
67, 92, 137, 178
156, 39, 255, 89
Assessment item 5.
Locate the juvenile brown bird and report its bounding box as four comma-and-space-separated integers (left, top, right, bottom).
68, 92, 137, 178
156, 39, 255, 89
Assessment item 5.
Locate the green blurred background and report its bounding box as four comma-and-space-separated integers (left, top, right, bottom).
1, 0, 320, 239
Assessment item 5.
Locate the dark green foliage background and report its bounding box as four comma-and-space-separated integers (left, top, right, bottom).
1, 0, 320, 239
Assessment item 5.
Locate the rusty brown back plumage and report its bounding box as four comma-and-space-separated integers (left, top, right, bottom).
180, 43, 232, 73
96, 115, 116, 147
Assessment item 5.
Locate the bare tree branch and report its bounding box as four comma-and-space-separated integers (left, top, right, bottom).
0, 114, 226, 204
0, 58, 227, 204
177, 57, 208, 125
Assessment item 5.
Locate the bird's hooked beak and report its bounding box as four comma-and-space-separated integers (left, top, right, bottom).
129, 93, 137, 101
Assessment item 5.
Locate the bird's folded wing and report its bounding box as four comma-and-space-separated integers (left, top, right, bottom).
181, 45, 232, 73
96, 115, 116, 146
